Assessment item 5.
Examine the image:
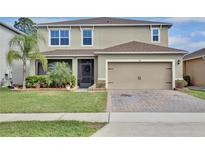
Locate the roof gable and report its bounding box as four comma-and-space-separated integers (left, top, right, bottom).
99, 41, 187, 53
183, 48, 205, 60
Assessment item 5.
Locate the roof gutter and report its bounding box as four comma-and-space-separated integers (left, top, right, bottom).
0, 22, 24, 34
38, 23, 172, 28
183, 55, 205, 61
95, 51, 187, 55
44, 54, 95, 57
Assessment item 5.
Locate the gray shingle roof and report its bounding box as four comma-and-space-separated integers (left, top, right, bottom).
42, 41, 187, 56
183, 48, 205, 60
38, 17, 172, 27
42, 49, 98, 56
99, 41, 187, 53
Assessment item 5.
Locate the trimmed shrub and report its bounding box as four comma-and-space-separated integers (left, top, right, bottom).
26, 63, 77, 88
26, 75, 48, 88
175, 80, 188, 89
96, 80, 105, 88
69, 74, 76, 88
183, 75, 191, 86
48, 62, 76, 88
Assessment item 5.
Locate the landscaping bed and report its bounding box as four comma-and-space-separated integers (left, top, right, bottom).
0, 120, 105, 137
0, 88, 107, 113
12, 87, 78, 91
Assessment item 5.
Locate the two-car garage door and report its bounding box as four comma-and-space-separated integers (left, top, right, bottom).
108, 62, 172, 90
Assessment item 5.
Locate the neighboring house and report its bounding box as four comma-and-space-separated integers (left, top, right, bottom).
30, 17, 187, 90
0, 22, 24, 85
183, 48, 205, 86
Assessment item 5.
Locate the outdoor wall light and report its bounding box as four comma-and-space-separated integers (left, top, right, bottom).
177, 59, 181, 65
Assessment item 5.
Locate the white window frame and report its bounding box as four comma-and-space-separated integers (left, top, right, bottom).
81, 28, 93, 47
49, 28, 71, 47
151, 27, 160, 43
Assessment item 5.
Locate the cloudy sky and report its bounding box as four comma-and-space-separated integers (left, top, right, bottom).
0, 17, 205, 53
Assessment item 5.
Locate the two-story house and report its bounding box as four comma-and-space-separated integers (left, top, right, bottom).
31, 17, 187, 89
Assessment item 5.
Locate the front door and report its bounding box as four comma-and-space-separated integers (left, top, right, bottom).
78, 59, 94, 88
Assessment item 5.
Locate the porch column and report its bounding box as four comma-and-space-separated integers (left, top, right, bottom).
72, 58, 78, 85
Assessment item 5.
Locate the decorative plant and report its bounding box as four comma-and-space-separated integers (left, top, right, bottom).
69, 74, 76, 88
7, 33, 47, 89
26, 75, 48, 88
183, 75, 191, 86
175, 80, 188, 89
48, 62, 75, 88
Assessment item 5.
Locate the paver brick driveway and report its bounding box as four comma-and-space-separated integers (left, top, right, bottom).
107, 90, 205, 112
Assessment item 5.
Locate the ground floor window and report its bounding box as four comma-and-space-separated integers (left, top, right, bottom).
36, 59, 72, 75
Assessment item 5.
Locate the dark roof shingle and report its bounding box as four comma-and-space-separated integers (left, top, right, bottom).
99, 41, 187, 53
42, 41, 187, 56
38, 17, 172, 27
183, 48, 205, 60
42, 49, 99, 56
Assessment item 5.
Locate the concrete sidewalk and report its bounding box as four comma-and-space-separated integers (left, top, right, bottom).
2, 112, 205, 137
110, 112, 205, 122
0, 113, 109, 122
92, 122, 205, 137
1, 112, 205, 123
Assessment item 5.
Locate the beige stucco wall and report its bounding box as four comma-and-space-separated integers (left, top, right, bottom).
0, 25, 25, 85
97, 54, 184, 81
184, 58, 205, 86
38, 26, 169, 52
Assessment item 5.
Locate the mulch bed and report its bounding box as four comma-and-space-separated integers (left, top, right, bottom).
11, 87, 78, 91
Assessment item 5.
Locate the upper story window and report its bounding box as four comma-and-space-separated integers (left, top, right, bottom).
151, 28, 160, 43
50, 29, 70, 46
82, 29, 93, 46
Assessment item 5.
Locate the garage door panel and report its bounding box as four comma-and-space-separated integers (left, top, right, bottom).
108, 62, 172, 90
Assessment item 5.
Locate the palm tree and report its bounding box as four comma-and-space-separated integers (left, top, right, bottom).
7, 33, 47, 89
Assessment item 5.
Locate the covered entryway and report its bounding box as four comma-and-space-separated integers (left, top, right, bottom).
108, 62, 172, 90
78, 59, 94, 88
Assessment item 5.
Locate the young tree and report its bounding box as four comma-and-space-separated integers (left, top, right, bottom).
14, 17, 37, 34
7, 33, 47, 89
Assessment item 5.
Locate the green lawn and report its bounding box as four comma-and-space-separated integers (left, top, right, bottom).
185, 88, 205, 100
0, 88, 107, 113
0, 120, 105, 137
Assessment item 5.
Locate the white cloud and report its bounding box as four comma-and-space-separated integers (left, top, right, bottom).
30, 17, 68, 24
186, 41, 205, 50
169, 35, 205, 51
30, 17, 87, 24
154, 17, 205, 24
169, 35, 191, 46
190, 31, 205, 37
